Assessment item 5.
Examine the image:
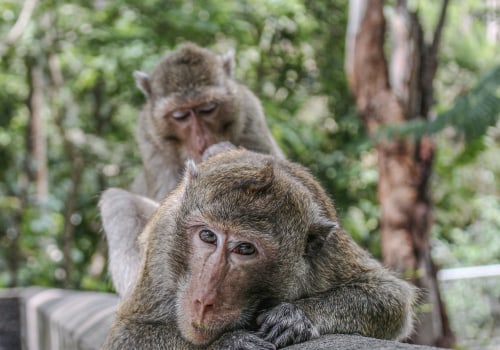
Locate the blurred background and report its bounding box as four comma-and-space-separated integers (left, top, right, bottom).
0, 0, 498, 348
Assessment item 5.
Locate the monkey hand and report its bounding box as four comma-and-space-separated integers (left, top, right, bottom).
256, 302, 320, 348
210, 330, 276, 350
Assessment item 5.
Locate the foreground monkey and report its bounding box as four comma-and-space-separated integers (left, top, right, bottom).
131, 43, 283, 201
100, 147, 415, 349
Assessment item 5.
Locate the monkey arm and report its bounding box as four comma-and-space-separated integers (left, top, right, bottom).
136, 134, 181, 200
208, 330, 276, 350
103, 319, 277, 350
292, 272, 415, 341
102, 319, 194, 350
133, 114, 183, 201
145, 163, 180, 201
99, 188, 159, 297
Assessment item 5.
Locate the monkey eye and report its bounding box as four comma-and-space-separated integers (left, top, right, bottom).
171, 109, 190, 120
233, 242, 256, 255
197, 102, 217, 115
199, 229, 217, 245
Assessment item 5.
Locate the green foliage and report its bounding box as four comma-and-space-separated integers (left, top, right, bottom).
378, 66, 500, 150
436, 192, 500, 346
0, 5, 499, 347
441, 278, 500, 347
0, 0, 365, 290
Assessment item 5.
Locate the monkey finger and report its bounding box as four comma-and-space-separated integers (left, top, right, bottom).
257, 303, 320, 347
213, 330, 276, 350
256, 317, 287, 338
271, 328, 297, 348
271, 325, 319, 348
256, 303, 296, 332
240, 337, 276, 350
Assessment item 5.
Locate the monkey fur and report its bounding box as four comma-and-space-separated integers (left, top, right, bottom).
100, 146, 415, 349
131, 43, 283, 202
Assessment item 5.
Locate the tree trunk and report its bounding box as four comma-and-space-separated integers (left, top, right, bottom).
345, 0, 454, 347
26, 55, 48, 203
47, 51, 85, 289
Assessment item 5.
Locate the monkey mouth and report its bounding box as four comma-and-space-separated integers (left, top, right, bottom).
185, 321, 221, 345
191, 321, 209, 331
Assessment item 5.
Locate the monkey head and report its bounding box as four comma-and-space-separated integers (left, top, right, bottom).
121, 148, 335, 346
134, 43, 243, 163
130, 44, 283, 202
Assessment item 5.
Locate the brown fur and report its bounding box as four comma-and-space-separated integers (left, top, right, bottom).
100, 147, 415, 349
131, 43, 283, 201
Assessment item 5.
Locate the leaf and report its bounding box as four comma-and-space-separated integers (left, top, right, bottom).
377, 65, 500, 143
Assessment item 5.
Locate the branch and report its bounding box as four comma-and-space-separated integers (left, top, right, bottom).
49, 52, 84, 288
421, 0, 450, 118
429, 0, 450, 57
5, 0, 39, 44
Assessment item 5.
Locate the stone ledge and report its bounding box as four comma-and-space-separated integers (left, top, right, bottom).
0, 288, 444, 350
286, 334, 442, 350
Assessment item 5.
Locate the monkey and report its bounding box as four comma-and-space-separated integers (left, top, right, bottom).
99, 145, 415, 349
131, 43, 284, 202
113, 43, 283, 295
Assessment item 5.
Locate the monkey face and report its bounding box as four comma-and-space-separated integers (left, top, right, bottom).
148, 85, 240, 163
175, 220, 277, 345
140, 43, 242, 163
163, 99, 238, 163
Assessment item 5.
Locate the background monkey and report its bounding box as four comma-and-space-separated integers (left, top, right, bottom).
131, 43, 283, 201
100, 146, 415, 349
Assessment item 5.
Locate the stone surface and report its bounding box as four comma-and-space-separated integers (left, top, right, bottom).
18, 287, 117, 350
285, 334, 442, 350
0, 294, 21, 350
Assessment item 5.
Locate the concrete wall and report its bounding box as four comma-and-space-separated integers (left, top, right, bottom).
1, 287, 117, 350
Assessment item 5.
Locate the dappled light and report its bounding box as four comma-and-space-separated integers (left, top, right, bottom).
0, 0, 499, 348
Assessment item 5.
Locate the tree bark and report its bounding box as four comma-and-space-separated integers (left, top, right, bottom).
345, 0, 454, 347
47, 51, 85, 289
26, 55, 48, 203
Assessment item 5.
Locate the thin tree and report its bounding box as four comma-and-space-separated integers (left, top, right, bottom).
345, 0, 454, 346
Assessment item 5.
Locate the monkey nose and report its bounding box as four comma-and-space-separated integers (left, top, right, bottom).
194, 298, 215, 321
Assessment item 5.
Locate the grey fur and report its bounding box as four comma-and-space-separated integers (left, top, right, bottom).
100, 148, 416, 349
131, 43, 283, 202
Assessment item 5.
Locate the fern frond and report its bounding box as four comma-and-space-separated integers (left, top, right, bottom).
377, 65, 500, 141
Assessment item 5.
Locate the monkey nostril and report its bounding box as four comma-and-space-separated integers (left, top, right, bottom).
193, 298, 216, 323
194, 299, 214, 311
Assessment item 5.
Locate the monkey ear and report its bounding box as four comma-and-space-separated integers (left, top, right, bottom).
99, 188, 159, 296
134, 71, 152, 97
221, 49, 235, 77
305, 218, 338, 257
